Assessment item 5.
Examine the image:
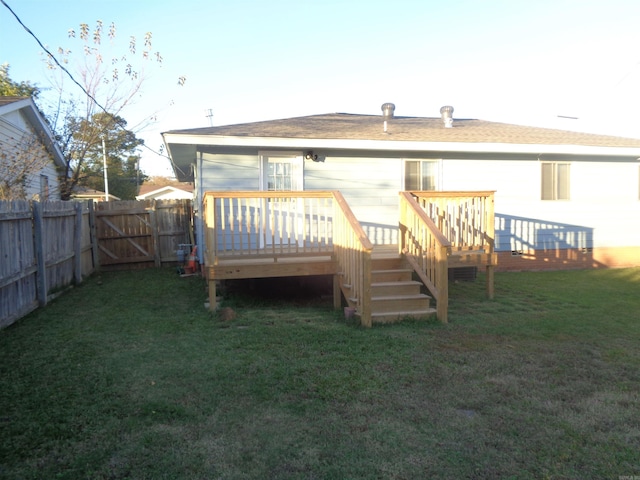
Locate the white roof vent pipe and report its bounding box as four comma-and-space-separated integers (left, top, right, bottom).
440, 105, 454, 128
381, 103, 395, 133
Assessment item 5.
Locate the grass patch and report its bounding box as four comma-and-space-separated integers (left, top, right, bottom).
1, 268, 639, 479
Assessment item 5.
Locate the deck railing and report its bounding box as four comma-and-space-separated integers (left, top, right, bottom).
332, 191, 374, 327
203, 190, 493, 326
410, 191, 495, 251
202, 190, 373, 325
399, 192, 451, 322
401, 191, 497, 322
203, 191, 335, 264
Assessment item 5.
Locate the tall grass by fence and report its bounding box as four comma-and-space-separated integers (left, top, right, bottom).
0, 199, 193, 328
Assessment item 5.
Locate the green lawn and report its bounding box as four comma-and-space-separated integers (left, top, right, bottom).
1, 267, 639, 479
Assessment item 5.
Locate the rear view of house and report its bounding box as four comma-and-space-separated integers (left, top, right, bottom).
162, 104, 640, 324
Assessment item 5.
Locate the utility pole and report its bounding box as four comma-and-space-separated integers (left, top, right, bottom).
101, 135, 109, 202
136, 158, 140, 191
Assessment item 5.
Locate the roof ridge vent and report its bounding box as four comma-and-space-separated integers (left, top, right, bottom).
440, 105, 454, 128
381, 103, 395, 119
381, 103, 395, 133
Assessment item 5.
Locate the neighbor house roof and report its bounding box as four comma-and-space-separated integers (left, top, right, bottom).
0, 96, 67, 168
136, 183, 194, 200
70, 186, 120, 202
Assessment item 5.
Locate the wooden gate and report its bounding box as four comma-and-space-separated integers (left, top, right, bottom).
95, 199, 192, 269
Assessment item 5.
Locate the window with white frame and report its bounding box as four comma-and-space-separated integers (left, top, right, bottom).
260, 152, 303, 191
541, 162, 570, 200
404, 160, 439, 190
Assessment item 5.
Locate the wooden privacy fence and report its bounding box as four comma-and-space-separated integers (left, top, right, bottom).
0, 200, 95, 328
95, 199, 193, 268
0, 199, 193, 328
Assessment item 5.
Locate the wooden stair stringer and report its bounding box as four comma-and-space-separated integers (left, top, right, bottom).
354, 250, 437, 325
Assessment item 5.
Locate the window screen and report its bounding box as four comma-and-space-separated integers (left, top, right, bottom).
541, 162, 570, 200
404, 161, 438, 190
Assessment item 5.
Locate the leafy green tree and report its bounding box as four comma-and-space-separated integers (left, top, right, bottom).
0, 64, 39, 97
68, 112, 147, 200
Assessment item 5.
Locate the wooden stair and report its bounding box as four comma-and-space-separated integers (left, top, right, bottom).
343, 246, 437, 325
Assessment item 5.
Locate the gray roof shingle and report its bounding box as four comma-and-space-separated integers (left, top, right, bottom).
165, 113, 640, 148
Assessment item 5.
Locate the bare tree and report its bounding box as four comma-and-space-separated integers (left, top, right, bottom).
1, 65, 55, 199
0, 125, 53, 200
41, 21, 185, 199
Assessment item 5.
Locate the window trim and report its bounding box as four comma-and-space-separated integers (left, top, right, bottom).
541, 161, 570, 201
259, 151, 304, 192
403, 159, 441, 191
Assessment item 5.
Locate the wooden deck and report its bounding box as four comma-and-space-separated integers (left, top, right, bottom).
203, 191, 497, 325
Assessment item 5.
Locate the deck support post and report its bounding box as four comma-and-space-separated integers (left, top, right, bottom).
486, 264, 495, 299
360, 252, 372, 328
332, 274, 341, 310
208, 279, 217, 311
436, 245, 449, 323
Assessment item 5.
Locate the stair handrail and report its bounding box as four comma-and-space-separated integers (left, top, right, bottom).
410, 191, 495, 251
399, 192, 451, 322
332, 191, 374, 327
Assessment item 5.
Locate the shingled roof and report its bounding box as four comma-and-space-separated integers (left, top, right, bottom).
165, 113, 640, 148
0, 96, 67, 168
0, 96, 28, 107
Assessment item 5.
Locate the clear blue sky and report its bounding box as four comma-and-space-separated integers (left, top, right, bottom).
3, 0, 640, 176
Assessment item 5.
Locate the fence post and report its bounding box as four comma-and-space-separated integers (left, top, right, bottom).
74, 202, 83, 284
150, 200, 161, 267
88, 201, 100, 271
32, 201, 47, 307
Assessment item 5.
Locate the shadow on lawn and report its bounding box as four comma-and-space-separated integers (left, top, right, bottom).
221, 275, 335, 307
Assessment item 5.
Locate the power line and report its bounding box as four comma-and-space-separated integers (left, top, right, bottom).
0, 0, 184, 175
1, 0, 105, 113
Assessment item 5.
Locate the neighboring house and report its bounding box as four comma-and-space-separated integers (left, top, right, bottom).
135, 183, 194, 200
70, 186, 121, 203
0, 96, 66, 200
163, 104, 640, 272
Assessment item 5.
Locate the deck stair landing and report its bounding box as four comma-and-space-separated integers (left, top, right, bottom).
345, 245, 436, 324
